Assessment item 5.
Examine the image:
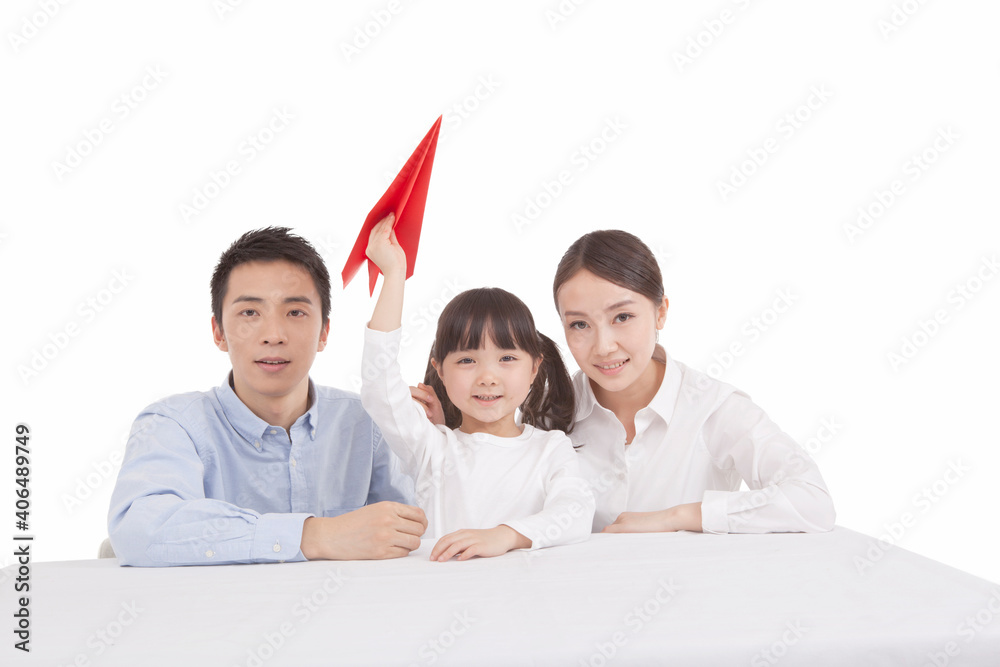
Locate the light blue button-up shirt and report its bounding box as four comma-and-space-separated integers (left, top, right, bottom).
108, 375, 413, 566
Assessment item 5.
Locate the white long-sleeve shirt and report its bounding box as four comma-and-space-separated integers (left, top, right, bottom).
572, 345, 835, 534
360, 327, 595, 549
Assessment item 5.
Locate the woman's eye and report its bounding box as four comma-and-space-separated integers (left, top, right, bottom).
568, 321, 588, 330
614, 313, 634, 324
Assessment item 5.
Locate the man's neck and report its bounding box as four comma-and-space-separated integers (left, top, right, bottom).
232, 376, 311, 433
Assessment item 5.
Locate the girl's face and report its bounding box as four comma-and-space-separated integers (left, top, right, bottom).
556, 269, 667, 400
432, 337, 539, 437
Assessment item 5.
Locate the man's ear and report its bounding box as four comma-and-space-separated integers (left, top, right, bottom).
317, 320, 330, 351
212, 316, 228, 352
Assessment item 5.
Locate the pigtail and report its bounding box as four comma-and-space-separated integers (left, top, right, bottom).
520, 332, 575, 434
423, 349, 463, 430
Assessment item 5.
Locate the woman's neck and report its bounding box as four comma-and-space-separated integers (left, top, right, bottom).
591, 356, 665, 420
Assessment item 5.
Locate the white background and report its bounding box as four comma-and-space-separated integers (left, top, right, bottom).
2, 1, 998, 583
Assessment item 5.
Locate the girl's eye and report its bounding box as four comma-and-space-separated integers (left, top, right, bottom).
614, 313, 634, 324
500, 355, 516, 362
568, 321, 588, 330
456, 358, 474, 365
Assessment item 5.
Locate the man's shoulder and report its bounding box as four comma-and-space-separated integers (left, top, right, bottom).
137, 387, 224, 423
311, 383, 375, 426
312, 383, 364, 405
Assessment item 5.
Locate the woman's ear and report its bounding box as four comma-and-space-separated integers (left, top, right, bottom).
431, 358, 442, 379
656, 296, 669, 329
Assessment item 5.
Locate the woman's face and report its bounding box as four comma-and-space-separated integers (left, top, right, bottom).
556, 269, 667, 398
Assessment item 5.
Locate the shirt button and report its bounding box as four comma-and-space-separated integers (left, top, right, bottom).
205, 550, 214, 558
273, 544, 281, 553
311, 429, 316, 437
290, 458, 297, 467
254, 441, 261, 450
270, 429, 277, 435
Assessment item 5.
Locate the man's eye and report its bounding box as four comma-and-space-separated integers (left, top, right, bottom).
289, 310, 305, 317
240, 309, 258, 317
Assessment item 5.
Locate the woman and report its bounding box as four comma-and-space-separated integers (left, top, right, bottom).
552, 229, 834, 534
415, 229, 834, 535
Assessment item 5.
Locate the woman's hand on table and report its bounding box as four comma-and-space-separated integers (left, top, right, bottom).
601, 503, 703, 534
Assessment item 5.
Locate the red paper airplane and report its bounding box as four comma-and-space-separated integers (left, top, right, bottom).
342, 115, 442, 294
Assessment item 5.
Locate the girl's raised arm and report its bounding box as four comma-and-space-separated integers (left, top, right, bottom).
366, 213, 405, 332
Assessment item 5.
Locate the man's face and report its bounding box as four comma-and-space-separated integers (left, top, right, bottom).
211, 260, 329, 407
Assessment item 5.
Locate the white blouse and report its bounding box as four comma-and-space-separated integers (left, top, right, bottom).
571, 346, 835, 534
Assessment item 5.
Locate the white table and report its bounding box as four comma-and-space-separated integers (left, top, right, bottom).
8, 528, 1000, 666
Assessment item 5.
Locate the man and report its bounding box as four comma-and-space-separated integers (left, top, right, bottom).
108, 227, 426, 565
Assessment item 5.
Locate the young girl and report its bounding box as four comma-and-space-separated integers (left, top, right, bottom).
360, 215, 595, 561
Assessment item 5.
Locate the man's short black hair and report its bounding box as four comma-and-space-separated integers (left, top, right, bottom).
211, 227, 332, 329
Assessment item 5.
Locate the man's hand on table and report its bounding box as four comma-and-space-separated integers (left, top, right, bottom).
300, 502, 428, 560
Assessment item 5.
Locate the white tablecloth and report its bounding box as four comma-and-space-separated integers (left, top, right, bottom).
7, 528, 1000, 666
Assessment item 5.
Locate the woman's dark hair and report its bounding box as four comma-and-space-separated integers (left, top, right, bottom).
552, 229, 664, 310
211, 226, 332, 329
422, 288, 575, 433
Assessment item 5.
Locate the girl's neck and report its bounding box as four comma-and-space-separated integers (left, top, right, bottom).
458, 414, 523, 438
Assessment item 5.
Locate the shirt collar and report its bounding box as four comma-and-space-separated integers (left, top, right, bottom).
573, 345, 682, 424
217, 373, 319, 446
